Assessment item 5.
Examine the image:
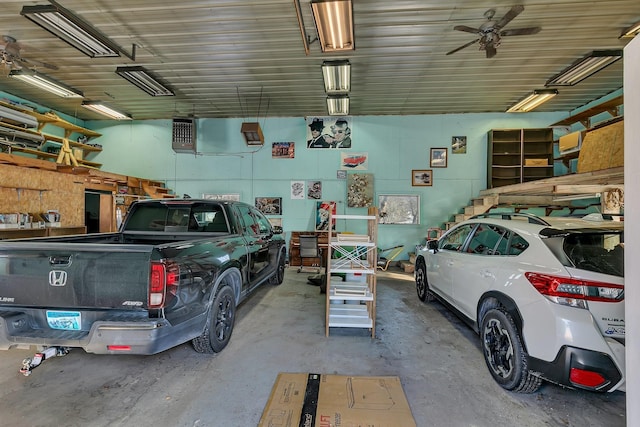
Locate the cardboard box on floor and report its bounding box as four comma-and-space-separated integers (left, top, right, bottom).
258, 372, 416, 427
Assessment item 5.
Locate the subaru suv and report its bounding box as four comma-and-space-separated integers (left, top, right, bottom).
415, 213, 624, 393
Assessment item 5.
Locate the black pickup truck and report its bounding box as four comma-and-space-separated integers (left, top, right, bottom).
0, 199, 286, 356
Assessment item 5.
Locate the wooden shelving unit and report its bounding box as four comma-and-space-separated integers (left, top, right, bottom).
487, 128, 554, 188
0, 101, 102, 168
325, 207, 378, 337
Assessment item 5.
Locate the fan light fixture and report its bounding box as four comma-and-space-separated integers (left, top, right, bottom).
311, 0, 354, 53
82, 101, 131, 120
620, 21, 640, 38
21, 2, 121, 58
9, 70, 83, 98
327, 95, 350, 115
241, 122, 264, 146
507, 89, 558, 113
116, 66, 174, 97
545, 50, 623, 86
322, 60, 351, 94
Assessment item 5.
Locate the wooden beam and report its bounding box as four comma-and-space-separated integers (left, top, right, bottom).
553, 184, 624, 194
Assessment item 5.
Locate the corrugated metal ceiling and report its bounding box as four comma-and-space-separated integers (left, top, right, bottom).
0, 0, 638, 120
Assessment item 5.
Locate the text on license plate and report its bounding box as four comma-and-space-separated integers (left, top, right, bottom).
46, 311, 81, 330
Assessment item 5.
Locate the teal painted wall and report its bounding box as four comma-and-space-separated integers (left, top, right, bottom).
87, 113, 566, 256
2, 89, 573, 258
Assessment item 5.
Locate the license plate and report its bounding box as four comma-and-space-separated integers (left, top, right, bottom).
46, 311, 81, 331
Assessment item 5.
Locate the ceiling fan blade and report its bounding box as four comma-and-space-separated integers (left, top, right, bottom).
501, 27, 541, 37
485, 44, 497, 58
446, 38, 479, 55
453, 25, 481, 34
495, 4, 524, 29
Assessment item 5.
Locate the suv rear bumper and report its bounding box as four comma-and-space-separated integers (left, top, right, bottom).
528, 345, 624, 392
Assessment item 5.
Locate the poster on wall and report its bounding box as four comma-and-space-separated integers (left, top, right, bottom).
291, 181, 305, 199
347, 173, 374, 208
307, 181, 322, 199
316, 201, 337, 231
340, 152, 368, 170
306, 116, 352, 149
272, 142, 295, 158
255, 197, 282, 215
202, 193, 241, 201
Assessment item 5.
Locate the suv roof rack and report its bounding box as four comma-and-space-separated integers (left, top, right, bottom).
470, 212, 550, 226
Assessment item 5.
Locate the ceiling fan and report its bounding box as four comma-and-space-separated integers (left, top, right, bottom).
1, 34, 58, 73
446, 5, 541, 58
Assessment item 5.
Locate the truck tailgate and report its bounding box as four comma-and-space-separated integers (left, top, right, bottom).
0, 243, 155, 309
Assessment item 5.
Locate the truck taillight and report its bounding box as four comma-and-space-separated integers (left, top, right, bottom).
525, 272, 624, 309
149, 262, 179, 308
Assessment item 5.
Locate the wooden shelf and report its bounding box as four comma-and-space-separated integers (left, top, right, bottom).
488, 128, 554, 189
0, 101, 102, 168
550, 95, 623, 129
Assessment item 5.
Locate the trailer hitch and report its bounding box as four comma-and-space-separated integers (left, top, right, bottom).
20, 347, 70, 376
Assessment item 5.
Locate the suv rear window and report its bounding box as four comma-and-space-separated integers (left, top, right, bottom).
562, 232, 624, 277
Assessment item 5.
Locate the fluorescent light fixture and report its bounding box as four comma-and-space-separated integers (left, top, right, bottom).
21, 3, 121, 58
241, 122, 264, 146
620, 21, 640, 38
82, 101, 131, 120
327, 95, 349, 115
311, 0, 354, 52
545, 50, 623, 86
8, 70, 83, 98
507, 89, 558, 113
116, 66, 174, 97
322, 60, 350, 94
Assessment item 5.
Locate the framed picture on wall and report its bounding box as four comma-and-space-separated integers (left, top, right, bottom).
255, 197, 282, 215
452, 136, 467, 154
412, 169, 432, 186
378, 194, 420, 224
430, 148, 447, 168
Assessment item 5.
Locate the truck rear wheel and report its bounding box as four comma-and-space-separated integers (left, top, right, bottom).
192, 285, 236, 353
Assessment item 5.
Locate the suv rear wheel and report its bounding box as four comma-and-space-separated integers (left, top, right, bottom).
480, 308, 542, 393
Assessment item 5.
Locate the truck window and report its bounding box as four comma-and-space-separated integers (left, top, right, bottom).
236, 205, 259, 236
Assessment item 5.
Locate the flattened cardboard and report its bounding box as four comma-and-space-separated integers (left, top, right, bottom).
258, 373, 416, 427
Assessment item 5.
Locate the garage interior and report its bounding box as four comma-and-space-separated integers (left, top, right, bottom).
0, 1, 639, 426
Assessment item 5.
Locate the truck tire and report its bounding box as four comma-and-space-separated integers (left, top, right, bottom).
192, 285, 236, 353
269, 251, 286, 285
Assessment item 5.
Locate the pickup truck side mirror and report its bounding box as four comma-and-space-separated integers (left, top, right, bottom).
427, 239, 439, 252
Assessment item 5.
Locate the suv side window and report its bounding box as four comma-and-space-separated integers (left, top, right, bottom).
467, 224, 509, 255
440, 224, 475, 252
508, 233, 529, 256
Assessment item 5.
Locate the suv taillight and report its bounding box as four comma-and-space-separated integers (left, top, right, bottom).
525, 272, 624, 309
149, 261, 179, 308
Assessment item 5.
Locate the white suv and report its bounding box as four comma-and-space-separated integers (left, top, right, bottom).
415, 213, 625, 393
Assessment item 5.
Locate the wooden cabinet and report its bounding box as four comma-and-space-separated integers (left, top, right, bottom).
325, 207, 378, 337
487, 128, 554, 188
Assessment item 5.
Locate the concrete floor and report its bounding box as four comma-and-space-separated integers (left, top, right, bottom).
0, 268, 626, 426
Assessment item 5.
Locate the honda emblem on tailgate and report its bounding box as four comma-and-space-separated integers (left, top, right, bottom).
49, 270, 68, 286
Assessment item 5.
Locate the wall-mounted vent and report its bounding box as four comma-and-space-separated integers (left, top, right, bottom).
172, 118, 196, 153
